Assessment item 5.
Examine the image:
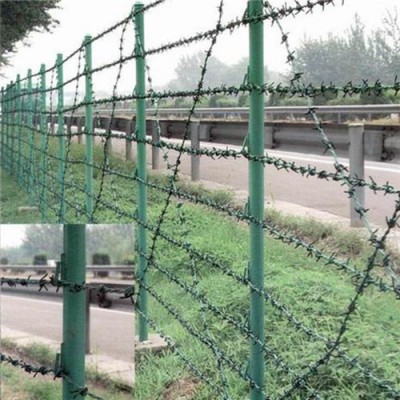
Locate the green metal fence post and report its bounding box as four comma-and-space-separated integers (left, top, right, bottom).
248, 1, 265, 399
84, 35, 94, 221
39, 64, 48, 219
62, 225, 87, 400
134, 2, 148, 341
3, 84, 9, 170
16, 74, 23, 184
9, 80, 15, 175
1, 86, 4, 165
26, 69, 35, 203
57, 53, 66, 221
6, 83, 12, 172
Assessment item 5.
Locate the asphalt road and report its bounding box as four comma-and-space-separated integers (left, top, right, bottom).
149, 142, 400, 229
1, 294, 135, 363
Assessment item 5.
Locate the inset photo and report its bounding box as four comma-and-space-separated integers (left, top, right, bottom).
1, 224, 137, 399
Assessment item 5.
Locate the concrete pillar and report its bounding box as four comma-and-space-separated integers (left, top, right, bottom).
364, 129, 383, 161
190, 121, 200, 181
349, 123, 365, 228
199, 123, 210, 141
265, 125, 274, 149
151, 120, 160, 170
125, 119, 133, 161
50, 115, 55, 135
104, 117, 112, 155
77, 117, 83, 144
66, 116, 72, 136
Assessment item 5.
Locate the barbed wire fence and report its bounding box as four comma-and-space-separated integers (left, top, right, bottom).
1, 0, 400, 399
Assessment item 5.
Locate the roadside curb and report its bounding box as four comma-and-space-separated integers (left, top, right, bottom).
1, 326, 135, 388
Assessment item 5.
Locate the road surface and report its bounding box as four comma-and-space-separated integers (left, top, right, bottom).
140, 140, 400, 229
1, 294, 135, 363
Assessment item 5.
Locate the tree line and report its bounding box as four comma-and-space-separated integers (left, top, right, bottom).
161, 10, 400, 107
1, 225, 135, 265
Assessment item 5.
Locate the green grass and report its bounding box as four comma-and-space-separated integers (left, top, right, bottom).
0, 169, 40, 223
0, 364, 132, 400
0, 341, 132, 400
132, 202, 399, 399
1, 137, 399, 399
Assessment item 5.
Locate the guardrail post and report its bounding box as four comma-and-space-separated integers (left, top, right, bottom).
190, 121, 200, 181
51, 115, 55, 135
349, 123, 365, 228
77, 116, 83, 144
84, 35, 94, 221
125, 118, 133, 161
66, 116, 72, 135
62, 225, 87, 399
264, 125, 274, 149
151, 120, 160, 169
134, 2, 148, 341
364, 128, 384, 161
248, 0, 265, 399
39, 65, 48, 219
57, 54, 66, 221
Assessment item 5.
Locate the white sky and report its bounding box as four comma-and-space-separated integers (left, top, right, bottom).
0, 225, 28, 248
1, 0, 399, 96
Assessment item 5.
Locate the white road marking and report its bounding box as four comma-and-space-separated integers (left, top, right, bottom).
195, 141, 400, 174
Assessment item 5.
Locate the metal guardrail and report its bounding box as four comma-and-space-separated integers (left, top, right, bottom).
1, 264, 134, 273
84, 104, 400, 122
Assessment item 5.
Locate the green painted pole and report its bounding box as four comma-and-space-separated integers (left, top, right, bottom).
27, 69, 35, 203
39, 64, 48, 219
248, 1, 265, 399
3, 84, 9, 171
16, 75, 23, 184
84, 35, 94, 221
134, 2, 148, 341
62, 225, 86, 400
9, 80, 15, 175
1, 86, 4, 165
6, 84, 12, 172
57, 53, 66, 222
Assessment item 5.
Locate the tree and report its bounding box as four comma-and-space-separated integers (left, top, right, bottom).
19, 225, 134, 264
168, 53, 271, 90
0, 0, 61, 67
21, 225, 63, 260
292, 11, 400, 88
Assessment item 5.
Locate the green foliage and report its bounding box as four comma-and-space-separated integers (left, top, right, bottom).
32, 254, 47, 265
23, 226, 62, 260
0, 256, 8, 265
22, 343, 54, 366
134, 202, 400, 399
292, 12, 400, 87
168, 53, 270, 92
92, 253, 111, 265
268, 94, 309, 107
207, 94, 238, 108
0, 0, 61, 67
265, 208, 368, 258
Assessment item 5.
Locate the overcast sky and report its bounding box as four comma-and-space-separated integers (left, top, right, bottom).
0, 225, 27, 248
1, 0, 399, 96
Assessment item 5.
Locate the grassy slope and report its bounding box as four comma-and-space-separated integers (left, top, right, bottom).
1, 141, 399, 399
133, 201, 399, 399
